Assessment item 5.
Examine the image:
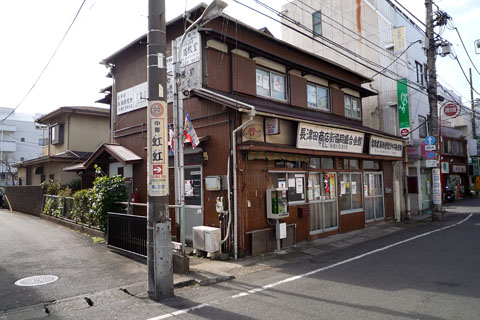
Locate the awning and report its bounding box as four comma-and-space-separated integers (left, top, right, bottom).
248, 151, 309, 162
81, 143, 143, 170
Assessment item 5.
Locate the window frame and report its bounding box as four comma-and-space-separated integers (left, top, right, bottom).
312, 11, 322, 36
418, 115, 428, 138
344, 94, 362, 120
50, 123, 64, 145
255, 67, 287, 102
339, 172, 363, 214
415, 61, 424, 85
307, 82, 330, 112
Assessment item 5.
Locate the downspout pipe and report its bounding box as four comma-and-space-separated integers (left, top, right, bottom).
232, 108, 255, 260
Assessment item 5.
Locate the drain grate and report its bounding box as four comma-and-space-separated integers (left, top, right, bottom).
15, 275, 59, 287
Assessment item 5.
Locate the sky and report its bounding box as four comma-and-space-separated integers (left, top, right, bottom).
0, 0, 479, 118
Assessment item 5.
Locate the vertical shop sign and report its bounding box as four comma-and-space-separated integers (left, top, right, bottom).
397, 79, 410, 141
147, 101, 169, 196
432, 168, 441, 205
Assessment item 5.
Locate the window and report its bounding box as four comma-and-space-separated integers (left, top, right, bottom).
418, 115, 428, 138
339, 158, 359, 170
20, 157, 25, 161
269, 172, 306, 204
416, 61, 424, 85
344, 95, 361, 120
39, 138, 48, 146
307, 83, 329, 111
256, 68, 286, 101
21, 137, 25, 142
339, 173, 363, 213
312, 11, 322, 36
309, 157, 334, 169
50, 123, 64, 145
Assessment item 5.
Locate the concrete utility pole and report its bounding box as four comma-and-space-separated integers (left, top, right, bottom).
425, 0, 442, 215
146, 0, 173, 300
470, 68, 477, 139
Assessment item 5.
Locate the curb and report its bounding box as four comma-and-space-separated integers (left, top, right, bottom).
39, 213, 105, 239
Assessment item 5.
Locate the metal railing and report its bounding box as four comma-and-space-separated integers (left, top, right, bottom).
42, 194, 74, 220
107, 212, 147, 257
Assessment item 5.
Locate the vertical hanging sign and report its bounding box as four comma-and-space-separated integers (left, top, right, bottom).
397, 78, 410, 141
147, 101, 169, 196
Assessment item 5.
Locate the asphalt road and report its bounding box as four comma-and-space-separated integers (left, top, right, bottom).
0, 209, 147, 318
1, 201, 480, 319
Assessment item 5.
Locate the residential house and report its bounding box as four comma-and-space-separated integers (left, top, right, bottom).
0, 107, 47, 186
83, 3, 404, 257
15, 106, 110, 186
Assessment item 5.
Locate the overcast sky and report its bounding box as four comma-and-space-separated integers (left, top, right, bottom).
0, 0, 478, 117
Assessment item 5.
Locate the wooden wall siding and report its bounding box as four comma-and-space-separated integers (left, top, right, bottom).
339, 212, 365, 233
232, 54, 256, 96
382, 161, 394, 220
205, 48, 231, 92
205, 19, 367, 87
290, 74, 307, 108
331, 87, 345, 118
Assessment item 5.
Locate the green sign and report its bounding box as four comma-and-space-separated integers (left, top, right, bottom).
474, 157, 479, 176
397, 78, 410, 137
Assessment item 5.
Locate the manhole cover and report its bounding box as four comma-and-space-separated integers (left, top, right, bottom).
15, 275, 59, 287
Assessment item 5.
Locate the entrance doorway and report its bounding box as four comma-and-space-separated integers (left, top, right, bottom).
364, 172, 384, 222
184, 166, 203, 242
308, 172, 338, 235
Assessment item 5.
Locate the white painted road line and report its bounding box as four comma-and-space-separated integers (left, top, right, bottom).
147, 214, 473, 320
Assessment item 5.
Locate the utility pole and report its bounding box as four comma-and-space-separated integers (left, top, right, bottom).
470, 68, 476, 139
147, 0, 173, 300
425, 0, 442, 216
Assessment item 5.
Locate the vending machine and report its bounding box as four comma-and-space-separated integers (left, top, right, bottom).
266, 188, 289, 219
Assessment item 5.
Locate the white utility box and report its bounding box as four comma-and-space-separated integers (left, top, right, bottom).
192, 226, 221, 253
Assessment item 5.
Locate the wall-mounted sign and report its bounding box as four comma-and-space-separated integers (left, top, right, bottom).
425, 160, 437, 167
243, 124, 263, 140
442, 101, 461, 118
452, 164, 467, 173
265, 117, 280, 135
432, 168, 441, 205
441, 161, 449, 174
297, 123, 364, 153
369, 135, 403, 157
117, 82, 148, 115
407, 146, 419, 159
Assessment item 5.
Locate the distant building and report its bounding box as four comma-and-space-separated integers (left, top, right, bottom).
15, 106, 110, 186
0, 107, 47, 186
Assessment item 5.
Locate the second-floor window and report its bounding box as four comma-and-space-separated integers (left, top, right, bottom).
50, 123, 64, 145
416, 61, 424, 85
418, 115, 428, 138
344, 95, 361, 120
307, 83, 329, 111
256, 68, 287, 101
313, 11, 322, 36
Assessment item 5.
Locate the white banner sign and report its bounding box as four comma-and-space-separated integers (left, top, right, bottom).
297, 123, 364, 153
147, 101, 169, 197
369, 135, 403, 157
117, 82, 148, 115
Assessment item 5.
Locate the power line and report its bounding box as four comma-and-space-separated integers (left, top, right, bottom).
0, 0, 87, 123
448, 24, 480, 76
372, 40, 421, 78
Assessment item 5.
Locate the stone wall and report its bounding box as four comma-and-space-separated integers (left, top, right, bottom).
4, 186, 43, 215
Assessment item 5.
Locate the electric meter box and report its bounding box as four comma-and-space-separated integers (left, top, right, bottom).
266, 188, 289, 219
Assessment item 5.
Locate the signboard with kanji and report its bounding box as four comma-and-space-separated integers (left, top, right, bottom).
147, 101, 168, 197
296, 123, 364, 153
369, 135, 403, 157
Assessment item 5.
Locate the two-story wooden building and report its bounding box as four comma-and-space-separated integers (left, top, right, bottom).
89, 4, 404, 257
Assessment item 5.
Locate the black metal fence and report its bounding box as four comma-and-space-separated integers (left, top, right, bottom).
107, 212, 147, 257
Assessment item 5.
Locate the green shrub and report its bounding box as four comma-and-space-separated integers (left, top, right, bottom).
41, 179, 61, 195
88, 165, 128, 231
68, 179, 82, 193
43, 196, 58, 216
72, 189, 90, 224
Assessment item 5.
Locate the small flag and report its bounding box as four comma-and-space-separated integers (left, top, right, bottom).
169, 124, 174, 155
184, 111, 199, 149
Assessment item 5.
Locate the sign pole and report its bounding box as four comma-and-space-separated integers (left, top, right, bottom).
147, 0, 173, 300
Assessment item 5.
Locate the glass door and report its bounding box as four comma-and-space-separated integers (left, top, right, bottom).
364, 172, 384, 222
309, 172, 337, 235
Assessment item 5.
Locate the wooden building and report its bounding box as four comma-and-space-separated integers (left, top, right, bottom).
89, 4, 404, 257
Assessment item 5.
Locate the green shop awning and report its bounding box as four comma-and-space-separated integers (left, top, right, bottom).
247, 151, 309, 162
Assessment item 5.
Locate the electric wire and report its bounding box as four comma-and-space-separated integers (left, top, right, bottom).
1, 0, 87, 123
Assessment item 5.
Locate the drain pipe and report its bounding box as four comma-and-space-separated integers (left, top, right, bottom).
232, 108, 255, 260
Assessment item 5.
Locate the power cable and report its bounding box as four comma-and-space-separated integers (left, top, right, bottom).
372, 40, 421, 78
1, 0, 87, 123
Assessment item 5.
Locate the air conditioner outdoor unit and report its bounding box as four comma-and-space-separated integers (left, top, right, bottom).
192, 226, 221, 253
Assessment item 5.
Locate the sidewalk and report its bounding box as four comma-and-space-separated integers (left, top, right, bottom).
175, 218, 422, 288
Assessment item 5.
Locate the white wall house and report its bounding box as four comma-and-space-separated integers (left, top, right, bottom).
281, 0, 437, 216
0, 108, 47, 186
